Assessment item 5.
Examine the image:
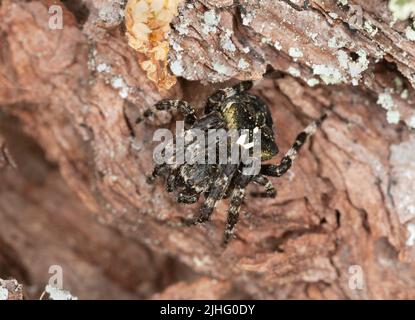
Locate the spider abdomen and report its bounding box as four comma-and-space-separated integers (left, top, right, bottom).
219, 93, 278, 161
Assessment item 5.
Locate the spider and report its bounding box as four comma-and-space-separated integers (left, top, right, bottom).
137, 81, 327, 245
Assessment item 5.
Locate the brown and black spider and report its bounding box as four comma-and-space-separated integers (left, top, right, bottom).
137, 81, 327, 245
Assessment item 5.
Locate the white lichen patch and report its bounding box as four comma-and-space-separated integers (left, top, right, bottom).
377, 91, 394, 110
328, 37, 347, 49
170, 58, 184, 76
336, 50, 349, 69
45, 285, 78, 300
386, 110, 401, 124
287, 67, 301, 77
220, 31, 236, 52
406, 223, 415, 246
202, 9, 220, 34
389, 0, 415, 20
289, 47, 303, 59
349, 50, 369, 84
111, 77, 124, 89
193, 255, 212, 268
204, 9, 219, 26
175, 15, 190, 35
401, 89, 409, 99
96, 63, 111, 73
307, 78, 320, 87
405, 26, 415, 41
374, 50, 385, 62
238, 58, 250, 70
110, 76, 130, 99
261, 37, 272, 45
274, 40, 282, 50
329, 12, 339, 19
336, 49, 369, 86
394, 76, 404, 90
307, 31, 318, 43
241, 11, 254, 26
364, 21, 378, 37
0, 287, 8, 300
408, 115, 415, 128
312, 64, 344, 85
337, 0, 348, 5
98, 1, 125, 25
171, 39, 183, 52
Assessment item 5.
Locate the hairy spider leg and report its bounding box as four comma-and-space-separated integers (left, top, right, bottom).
260, 113, 328, 177
165, 112, 226, 171
147, 164, 170, 183
166, 172, 178, 192
205, 81, 253, 114
250, 175, 277, 198
223, 174, 251, 245
196, 164, 238, 223
137, 100, 197, 127
177, 188, 200, 204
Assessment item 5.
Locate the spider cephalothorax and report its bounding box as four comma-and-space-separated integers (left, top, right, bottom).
138, 81, 327, 244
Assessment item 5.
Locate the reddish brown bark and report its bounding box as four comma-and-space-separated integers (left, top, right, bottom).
0, 0, 414, 299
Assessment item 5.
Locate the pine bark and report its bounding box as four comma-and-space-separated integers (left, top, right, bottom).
0, 0, 415, 299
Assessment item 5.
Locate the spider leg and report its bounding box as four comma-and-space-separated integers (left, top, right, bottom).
146, 164, 169, 184
177, 189, 200, 204
223, 174, 251, 245
137, 100, 197, 127
250, 175, 277, 198
195, 164, 238, 223
205, 81, 253, 114
166, 173, 177, 192
167, 165, 188, 192
261, 113, 327, 178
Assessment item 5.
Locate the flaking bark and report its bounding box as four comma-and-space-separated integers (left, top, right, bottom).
0, 0, 414, 299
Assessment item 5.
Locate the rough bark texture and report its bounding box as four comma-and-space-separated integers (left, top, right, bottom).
0, 0, 414, 299
0, 278, 23, 300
